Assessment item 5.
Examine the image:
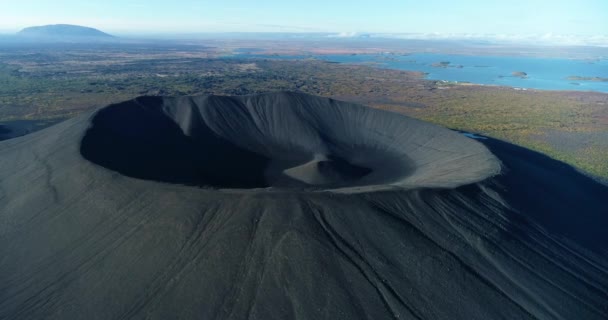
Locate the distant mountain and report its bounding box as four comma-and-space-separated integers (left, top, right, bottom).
17, 24, 114, 38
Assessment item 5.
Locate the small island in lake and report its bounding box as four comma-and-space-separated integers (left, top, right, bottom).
567, 76, 608, 82
432, 61, 451, 68
431, 61, 463, 69
512, 71, 528, 79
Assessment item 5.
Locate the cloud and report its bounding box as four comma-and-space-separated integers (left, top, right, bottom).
328, 32, 360, 38
349, 32, 608, 47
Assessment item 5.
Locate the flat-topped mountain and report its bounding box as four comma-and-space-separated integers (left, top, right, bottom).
17, 24, 113, 38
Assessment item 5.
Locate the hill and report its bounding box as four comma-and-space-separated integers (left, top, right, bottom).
17, 24, 113, 38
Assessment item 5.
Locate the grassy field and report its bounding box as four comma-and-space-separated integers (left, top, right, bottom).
1, 46, 607, 178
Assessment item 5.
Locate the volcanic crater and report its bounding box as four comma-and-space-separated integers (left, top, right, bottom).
81, 92, 500, 192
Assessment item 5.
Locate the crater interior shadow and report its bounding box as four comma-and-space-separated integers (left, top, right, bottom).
80, 98, 397, 190
80, 101, 272, 189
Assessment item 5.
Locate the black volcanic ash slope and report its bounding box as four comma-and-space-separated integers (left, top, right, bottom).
0, 92, 607, 320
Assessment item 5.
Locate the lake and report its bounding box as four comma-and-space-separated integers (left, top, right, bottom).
234, 53, 608, 93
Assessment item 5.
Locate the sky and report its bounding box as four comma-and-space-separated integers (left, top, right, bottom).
1, 0, 607, 37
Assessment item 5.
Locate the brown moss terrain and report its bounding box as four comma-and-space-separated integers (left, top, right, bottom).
0, 47, 607, 178
366, 87, 608, 179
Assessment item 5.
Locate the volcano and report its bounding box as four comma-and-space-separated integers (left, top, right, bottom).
0, 92, 606, 319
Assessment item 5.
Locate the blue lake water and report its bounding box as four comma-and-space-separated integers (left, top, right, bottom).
234, 53, 608, 93
461, 132, 488, 140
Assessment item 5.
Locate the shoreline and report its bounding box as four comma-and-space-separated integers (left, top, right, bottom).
231, 52, 608, 94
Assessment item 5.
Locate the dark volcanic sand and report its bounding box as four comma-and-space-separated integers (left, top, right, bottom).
0, 92, 606, 320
